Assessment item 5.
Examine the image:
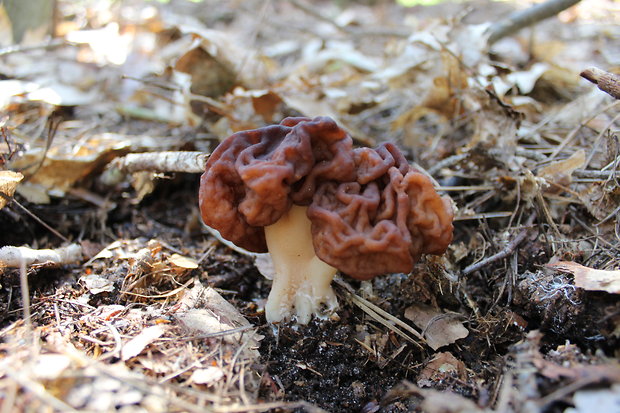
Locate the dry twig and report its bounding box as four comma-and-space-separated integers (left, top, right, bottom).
580, 67, 620, 100
487, 0, 581, 45
7, 198, 69, 242
462, 213, 537, 276
101, 151, 208, 185
0, 244, 82, 268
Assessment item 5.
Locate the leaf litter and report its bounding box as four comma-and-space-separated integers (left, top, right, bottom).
0, 0, 619, 412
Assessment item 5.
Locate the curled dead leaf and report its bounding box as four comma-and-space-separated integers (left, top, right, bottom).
404, 303, 469, 350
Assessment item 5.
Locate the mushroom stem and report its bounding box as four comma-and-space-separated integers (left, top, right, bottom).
263, 205, 339, 324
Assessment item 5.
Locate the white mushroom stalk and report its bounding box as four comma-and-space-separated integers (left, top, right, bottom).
263, 205, 338, 324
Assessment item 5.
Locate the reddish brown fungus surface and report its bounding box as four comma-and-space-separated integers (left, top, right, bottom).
199, 116, 453, 278
199, 116, 354, 252
309, 144, 454, 279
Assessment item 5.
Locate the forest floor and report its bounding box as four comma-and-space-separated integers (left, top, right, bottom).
1, 0, 619, 412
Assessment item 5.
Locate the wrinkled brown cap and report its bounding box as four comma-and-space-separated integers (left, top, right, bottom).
199, 116, 354, 252
307, 142, 453, 279
199, 117, 453, 277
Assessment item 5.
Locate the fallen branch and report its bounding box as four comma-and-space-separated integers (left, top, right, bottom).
580, 67, 620, 100
487, 0, 581, 45
0, 244, 82, 268
573, 169, 619, 180
100, 151, 208, 185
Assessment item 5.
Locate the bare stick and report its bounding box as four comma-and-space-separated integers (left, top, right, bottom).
100, 151, 208, 185
427, 154, 468, 176
580, 67, 620, 100
573, 169, 620, 180
462, 213, 537, 276
0, 244, 82, 268
19, 254, 32, 332
487, 0, 581, 45
9, 198, 69, 242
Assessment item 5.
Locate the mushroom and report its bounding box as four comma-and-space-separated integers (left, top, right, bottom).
199, 116, 453, 324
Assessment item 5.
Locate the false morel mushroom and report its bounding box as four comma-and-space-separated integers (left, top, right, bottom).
199, 116, 453, 323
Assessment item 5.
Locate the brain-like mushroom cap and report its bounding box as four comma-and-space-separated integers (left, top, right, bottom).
199, 117, 453, 277
199, 116, 355, 252
307, 143, 454, 279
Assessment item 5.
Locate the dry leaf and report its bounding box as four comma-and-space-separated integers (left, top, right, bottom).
0, 170, 23, 209
392, 383, 482, 413
65, 22, 134, 65
547, 261, 620, 294
417, 352, 467, 388
251, 90, 283, 122
0, 5, 12, 47
175, 46, 236, 99
189, 366, 224, 385
175, 281, 262, 360
537, 149, 585, 191
404, 303, 469, 350
13, 182, 51, 204
391, 52, 468, 131
254, 253, 276, 280
9, 132, 184, 203
121, 324, 167, 361
578, 182, 619, 220
421, 390, 482, 413
9, 134, 129, 200
81, 273, 115, 295
507, 62, 549, 94
168, 253, 199, 269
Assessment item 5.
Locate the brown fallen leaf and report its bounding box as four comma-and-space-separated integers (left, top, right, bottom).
547, 261, 620, 294
404, 303, 468, 350
251, 90, 283, 122
537, 149, 585, 192
417, 351, 467, 388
